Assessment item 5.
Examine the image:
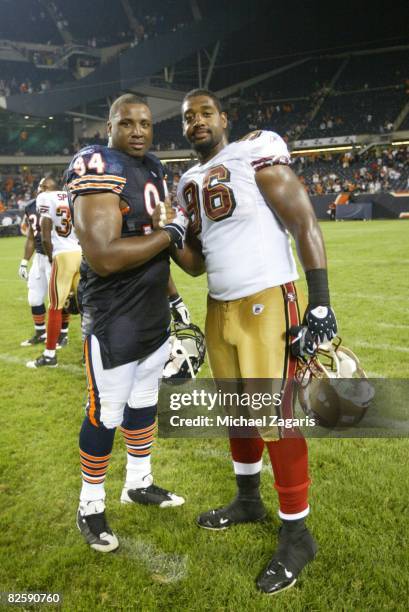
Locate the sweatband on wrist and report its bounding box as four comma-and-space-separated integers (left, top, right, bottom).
306, 268, 330, 306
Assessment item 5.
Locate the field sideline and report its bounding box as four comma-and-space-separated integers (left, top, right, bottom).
0, 220, 408, 611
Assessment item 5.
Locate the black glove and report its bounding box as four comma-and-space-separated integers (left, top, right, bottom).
305, 268, 338, 343
163, 207, 188, 249
169, 294, 191, 326
289, 325, 317, 359
304, 305, 337, 343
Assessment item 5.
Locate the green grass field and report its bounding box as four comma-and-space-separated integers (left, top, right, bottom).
0, 221, 408, 611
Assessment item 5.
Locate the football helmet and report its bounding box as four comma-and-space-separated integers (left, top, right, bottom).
163, 323, 206, 384
296, 337, 374, 428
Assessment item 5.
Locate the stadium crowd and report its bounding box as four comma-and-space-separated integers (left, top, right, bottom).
0, 146, 408, 218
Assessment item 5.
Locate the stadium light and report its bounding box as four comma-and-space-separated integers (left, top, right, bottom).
292, 145, 362, 155
161, 157, 197, 162
24, 115, 29, 119
49, 116, 54, 120
391, 140, 409, 146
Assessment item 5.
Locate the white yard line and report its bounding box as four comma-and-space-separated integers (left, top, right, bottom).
0, 353, 84, 374
119, 536, 188, 583
378, 322, 409, 330
354, 341, 409, 354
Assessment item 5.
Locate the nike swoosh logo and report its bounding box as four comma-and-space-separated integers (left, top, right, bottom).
284, 568, 293, 579
219, 518, 229, 524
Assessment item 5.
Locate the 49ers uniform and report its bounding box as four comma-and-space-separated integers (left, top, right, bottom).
36, 190, 81, 309
178, 130, 310, 526
177, 130, 303, 382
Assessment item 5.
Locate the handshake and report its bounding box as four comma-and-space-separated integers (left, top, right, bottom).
152, 198, 188, 249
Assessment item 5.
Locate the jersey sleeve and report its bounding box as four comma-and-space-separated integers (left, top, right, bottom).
241, 130, 291, 172
36, 192, 55, 220
65, 146, 127, 198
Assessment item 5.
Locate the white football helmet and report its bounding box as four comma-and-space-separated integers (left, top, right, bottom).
163, 323, 206, 384
296, 337, 375, 428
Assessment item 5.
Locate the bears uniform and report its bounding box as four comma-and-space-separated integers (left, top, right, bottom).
24, 199, 51, 307
66, 144, 171, 369
66, 141, 184, 554
25, 198, 45, 256
20, 199, 51, 345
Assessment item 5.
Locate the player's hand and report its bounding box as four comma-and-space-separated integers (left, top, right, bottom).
163, 206, 188, 249
169, 294, 191, 326
18, 259, 28, 280
304, 305, 337, 343
289, 325, 317, 359
152, 196, 175, 230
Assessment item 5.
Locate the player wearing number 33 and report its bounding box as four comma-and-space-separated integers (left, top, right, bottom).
173, 90, 337, 595
26, 177, 81, 368
65, 94, 187, 554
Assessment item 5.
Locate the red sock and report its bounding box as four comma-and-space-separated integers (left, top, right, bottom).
266, 438, 310, 517
229, 436, 265, 464
46, 308, 62, 350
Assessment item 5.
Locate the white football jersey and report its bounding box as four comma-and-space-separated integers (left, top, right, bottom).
177, 130, 298, 300
36, 191, 81, 255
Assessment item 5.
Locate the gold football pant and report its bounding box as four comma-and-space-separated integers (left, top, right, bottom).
48, 250, 81, 310
206, 283, 305, 379
205, 282, 306, 439
206, 282, 311, 518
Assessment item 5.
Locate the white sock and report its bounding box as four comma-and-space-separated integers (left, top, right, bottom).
44, 349, 56, 358
124, 455, 152, 489
80, 480, 106, 504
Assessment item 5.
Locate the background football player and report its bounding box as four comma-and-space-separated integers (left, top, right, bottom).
173, 89, 337, 595
26, 177, 82, 368
18, 195, 51, 346
66, 94, 188, 553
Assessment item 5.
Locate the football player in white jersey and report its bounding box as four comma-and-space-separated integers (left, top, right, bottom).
173, 90, 337, 595
27, 177, 82, 368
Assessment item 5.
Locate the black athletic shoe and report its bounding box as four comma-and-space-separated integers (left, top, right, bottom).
76, 500, 119, 553
56, 334, 68, 349
20, 333, 46, 347
121, 484, 185, 507
256, 521, 318, 595
197, 496, 266, 530
26, 354, 57, 368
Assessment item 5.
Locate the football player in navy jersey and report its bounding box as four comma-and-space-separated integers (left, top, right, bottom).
66, 93, 188, 552
18, 197, 51, 346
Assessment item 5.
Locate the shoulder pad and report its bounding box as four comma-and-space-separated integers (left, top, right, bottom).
237, 130, 264, 142
66, 145, 127, 198
236, 130, 291, 171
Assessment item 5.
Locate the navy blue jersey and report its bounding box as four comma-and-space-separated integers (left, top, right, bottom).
66, 145, 170, 369
24, 199, 44, 255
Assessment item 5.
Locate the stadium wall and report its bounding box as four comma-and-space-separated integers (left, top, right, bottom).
311, 194, 409, 219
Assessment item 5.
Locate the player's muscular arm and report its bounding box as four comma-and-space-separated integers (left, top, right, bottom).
171, 228, 206, 277
74, 192, 171, 277
255, 165, 326, 271
40, 216, 53, 263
